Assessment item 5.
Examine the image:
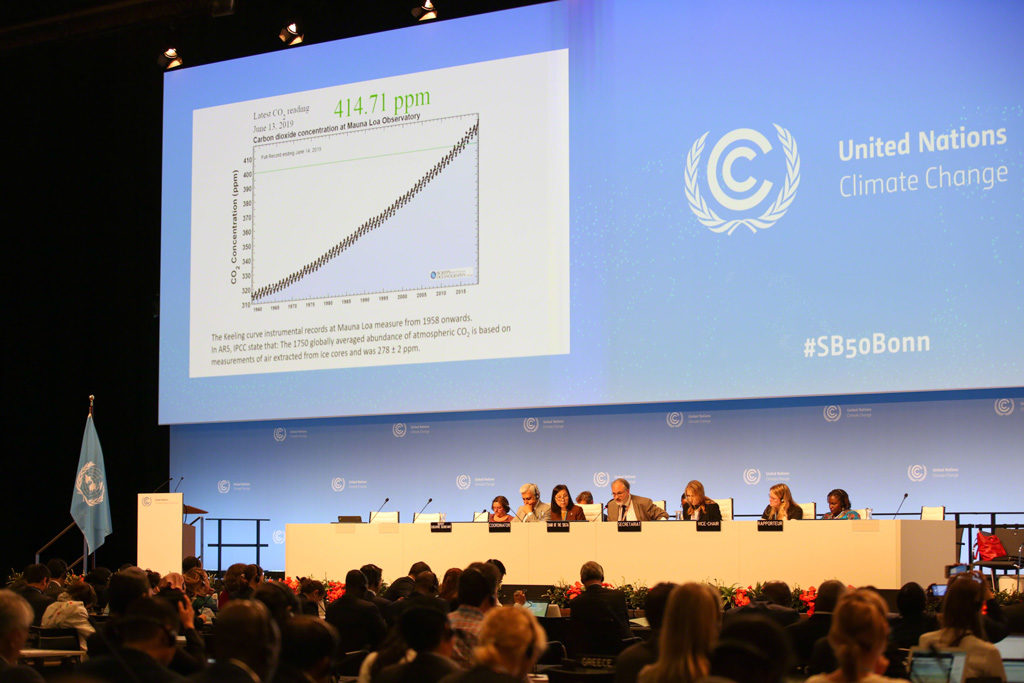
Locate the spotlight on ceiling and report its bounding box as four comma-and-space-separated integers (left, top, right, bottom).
412, 0, 437, 22
279, 22, 304, 46
159, 47, 183, 70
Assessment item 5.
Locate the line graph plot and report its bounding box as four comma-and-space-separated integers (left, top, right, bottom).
251, 114, 479, 303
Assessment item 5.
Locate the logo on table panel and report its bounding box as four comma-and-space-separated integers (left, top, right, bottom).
685, 125, 800, 235
994, 398, 1015, 416
331, 477, 346, 492
907, 464, 927, 482
593, 471, 610, 487
272, 530, 285, 544
141, 496, 152, 507
823, 405, 842, 422
666, 412, 684, 428
743, 468, 761, 486
392, 422, 407, 438
523, 417, 539, 433
455, 474, 472, 490
75, 463, 106, 507
217, 479, 231, 494
273, 427, 287, 442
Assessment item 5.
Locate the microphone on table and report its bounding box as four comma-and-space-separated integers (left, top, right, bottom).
892, 492, 908, 519
415, 498, 433, 520
152, 477, 173, 492
371, 497, 390, 522
173, 476, 184, 492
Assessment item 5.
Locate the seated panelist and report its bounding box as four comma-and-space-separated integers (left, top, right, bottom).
821, 488, 860, 519
606, 478, 669, 521
549, 484, 586, 521
516, 483, 551, 522
488, 495, 519, 523
680, 480, 722, 522
761, 483, 803, 520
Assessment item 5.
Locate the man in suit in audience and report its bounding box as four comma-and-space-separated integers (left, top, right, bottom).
568, 561, 631, 657
361, 563, 393, 621
390, 571, 450, 621
382, 561, 431, 602
188, 600, 280, 682
605, 479, 668, 522
0, 590, 45, 683
378, 607, 461, 683
14, 564, 53, 626
43, 559, 68, 600
78, 597, 186, 683
614, 582, 674, 683
273, 616, 338, 683
785, 580, 846, 671
325, 569, 387, 654
516, 483, 551, 522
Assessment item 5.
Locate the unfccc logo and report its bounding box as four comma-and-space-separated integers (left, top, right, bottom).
823, 405, 842, 422
994, 398, 1015, 416
523, 417, 539, 433
392, 423, 407, 438
593, 471, 610, 487
666, 412, 684, 428
273, 427, 287, 442
907, 464, 927, 482
272, 530, 285, 544
743, 468, 761, 486
217, 480, 231, 494
685, 125, 800, 235
455, 474, 471, 490
331, 477, 346, 492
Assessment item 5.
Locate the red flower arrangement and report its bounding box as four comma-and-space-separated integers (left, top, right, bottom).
798, 585, 817, 615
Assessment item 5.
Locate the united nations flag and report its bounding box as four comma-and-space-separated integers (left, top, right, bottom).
71, 412, 112, 553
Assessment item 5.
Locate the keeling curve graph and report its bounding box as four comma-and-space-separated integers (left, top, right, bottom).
250, 114, 480, 303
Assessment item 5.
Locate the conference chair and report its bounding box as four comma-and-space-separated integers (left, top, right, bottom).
29, 626, 80, 651
921, 506, 946, 520
797, 502, 815, 519
369, 511, 399, 523
578, 503, 602, 522
718, 498, 734, 521
854, 508, 869, 519
972, 526, 1024, 592
413, 512, 444, 523
473, 510, 489, 522
653, 500, 666, 517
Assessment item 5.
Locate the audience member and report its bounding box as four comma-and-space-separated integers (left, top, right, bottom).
361, 563, 394, 622
272, 615, 338, 683
888, 582, 938, 649
725, 581, 799, 628
247, 564, 265, 591
188, 599, 280, 683
615, 582, 674, 683
448, 563, 500, 668
383, 562, 431, 601
41, 580, 96, 649
391, 571, 450, 620
153, 587, 207, 676
439, 568, 462, 611
805, 589, 901, 683
440, 606, 546, 683
254, 581, 300, 630
786, 580, 846, 670
86, 568, 153, 654
183, 567, 216, 621
607, 478, 669, 521
159, 572, 186, 592
325, 569, 387, 654
43, 558, 69, 600
918, 575, 1006, 681
377, 607, 461, 683
568, 561, 631, 657
711, 615, 792, 683
220, 563, 253, 606
0, 589, 45, 683
297, 578, 326, 617
638, 583, 720, 683
516, 483, 551, 522
78, 596, 186, 683
85, 566, 113, 612
182, 556, 202, 573
14, 564, 52, 626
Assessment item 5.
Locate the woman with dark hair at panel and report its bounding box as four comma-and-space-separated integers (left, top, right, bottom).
638, 583, 721, 683
489, 495, 519, 523
549, 484, 586, 521
822, 489, 861, 520
680, 480, 722, 522
805, 589, 903, 683
918, 574, 1006, 681
762, 483, 803, 520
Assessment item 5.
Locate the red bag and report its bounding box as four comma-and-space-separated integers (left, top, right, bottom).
974, 531, 1008, 561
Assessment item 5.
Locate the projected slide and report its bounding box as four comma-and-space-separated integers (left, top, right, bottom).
251, 115, 479, 303
188, 50, 568, 378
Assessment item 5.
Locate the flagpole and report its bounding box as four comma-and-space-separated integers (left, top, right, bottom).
81, 394, 94, 573
88, 394, 94, 418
